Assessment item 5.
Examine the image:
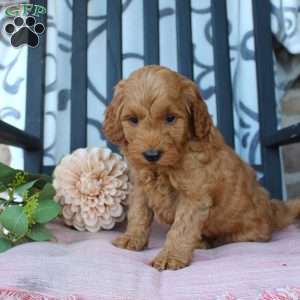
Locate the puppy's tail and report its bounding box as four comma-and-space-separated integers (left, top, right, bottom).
271, 198, 300, 229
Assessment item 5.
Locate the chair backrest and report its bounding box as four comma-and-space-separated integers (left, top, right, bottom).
3, 0, 300, 200
24, 0, 47, 174
67, 0, 282, 198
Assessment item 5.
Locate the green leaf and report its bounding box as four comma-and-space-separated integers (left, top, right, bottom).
0, 162, 17, 187
25, 173, 52, 185
0, 183, 6, 193
0, 206, 28, 237
0, 238, 12, 252
26, 224, 53, 241
0, 162, 17, 178
39, 183, 56, 201
15, 180, 38, 196
0, 163, 52, 191
33, 199, 61, 224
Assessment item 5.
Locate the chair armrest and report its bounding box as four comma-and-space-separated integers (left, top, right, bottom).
0, 120, 41, 151
262, 123, 300, 147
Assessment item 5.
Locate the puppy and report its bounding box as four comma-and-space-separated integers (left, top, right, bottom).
103, 65, 300, 271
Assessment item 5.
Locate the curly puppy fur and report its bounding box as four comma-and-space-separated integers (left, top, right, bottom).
103, 65, 300, 271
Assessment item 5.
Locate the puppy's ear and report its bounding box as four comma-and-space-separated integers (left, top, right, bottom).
184, 81, 212, 140
103, 80, 126, 145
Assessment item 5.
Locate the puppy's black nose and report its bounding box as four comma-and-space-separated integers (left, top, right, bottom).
143, 149, 162, 162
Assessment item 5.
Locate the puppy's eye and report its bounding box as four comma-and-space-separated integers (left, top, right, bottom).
165, 114, 176, 124
128, 116, 139, 125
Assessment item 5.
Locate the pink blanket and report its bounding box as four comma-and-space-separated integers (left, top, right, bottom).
0, 220, 300, 300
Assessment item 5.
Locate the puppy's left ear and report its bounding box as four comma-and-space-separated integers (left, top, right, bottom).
184, 81, 212, 141
103, 80, 126, 145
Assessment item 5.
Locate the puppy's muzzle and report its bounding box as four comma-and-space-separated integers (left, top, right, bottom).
143, 149, 162, 162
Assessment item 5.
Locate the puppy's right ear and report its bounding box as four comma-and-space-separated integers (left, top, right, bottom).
103, 80, 126, 145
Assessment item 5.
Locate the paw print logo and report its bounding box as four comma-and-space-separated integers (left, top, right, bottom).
4, 16, 45, 48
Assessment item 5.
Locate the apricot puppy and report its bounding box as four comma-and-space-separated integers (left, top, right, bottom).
103, 65, 300, 271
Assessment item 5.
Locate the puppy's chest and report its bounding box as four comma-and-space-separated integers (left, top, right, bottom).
142, 172, 178, 225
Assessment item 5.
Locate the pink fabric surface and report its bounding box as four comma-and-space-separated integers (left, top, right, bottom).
0, 220, 300, 300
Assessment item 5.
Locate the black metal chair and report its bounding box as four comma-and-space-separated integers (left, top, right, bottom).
1, 0, 300, 200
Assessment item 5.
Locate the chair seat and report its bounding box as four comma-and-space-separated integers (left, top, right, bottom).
0, 220, 300, 300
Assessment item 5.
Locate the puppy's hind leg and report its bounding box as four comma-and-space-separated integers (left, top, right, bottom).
226, 222, 272, 244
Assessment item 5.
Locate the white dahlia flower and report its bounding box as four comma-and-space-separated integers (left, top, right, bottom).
53, 147, 129, 232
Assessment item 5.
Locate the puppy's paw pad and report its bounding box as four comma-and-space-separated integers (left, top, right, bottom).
112, 234, 147, 251
150, 252, 189, 271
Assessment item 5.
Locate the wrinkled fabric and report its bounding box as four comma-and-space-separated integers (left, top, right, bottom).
0, 221, 300, 300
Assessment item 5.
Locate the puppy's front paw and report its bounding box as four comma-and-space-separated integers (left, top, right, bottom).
150, 251, 189, 271
112, 233, 148, 251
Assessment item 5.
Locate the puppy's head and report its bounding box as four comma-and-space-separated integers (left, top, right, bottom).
103, 66, 212, 168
